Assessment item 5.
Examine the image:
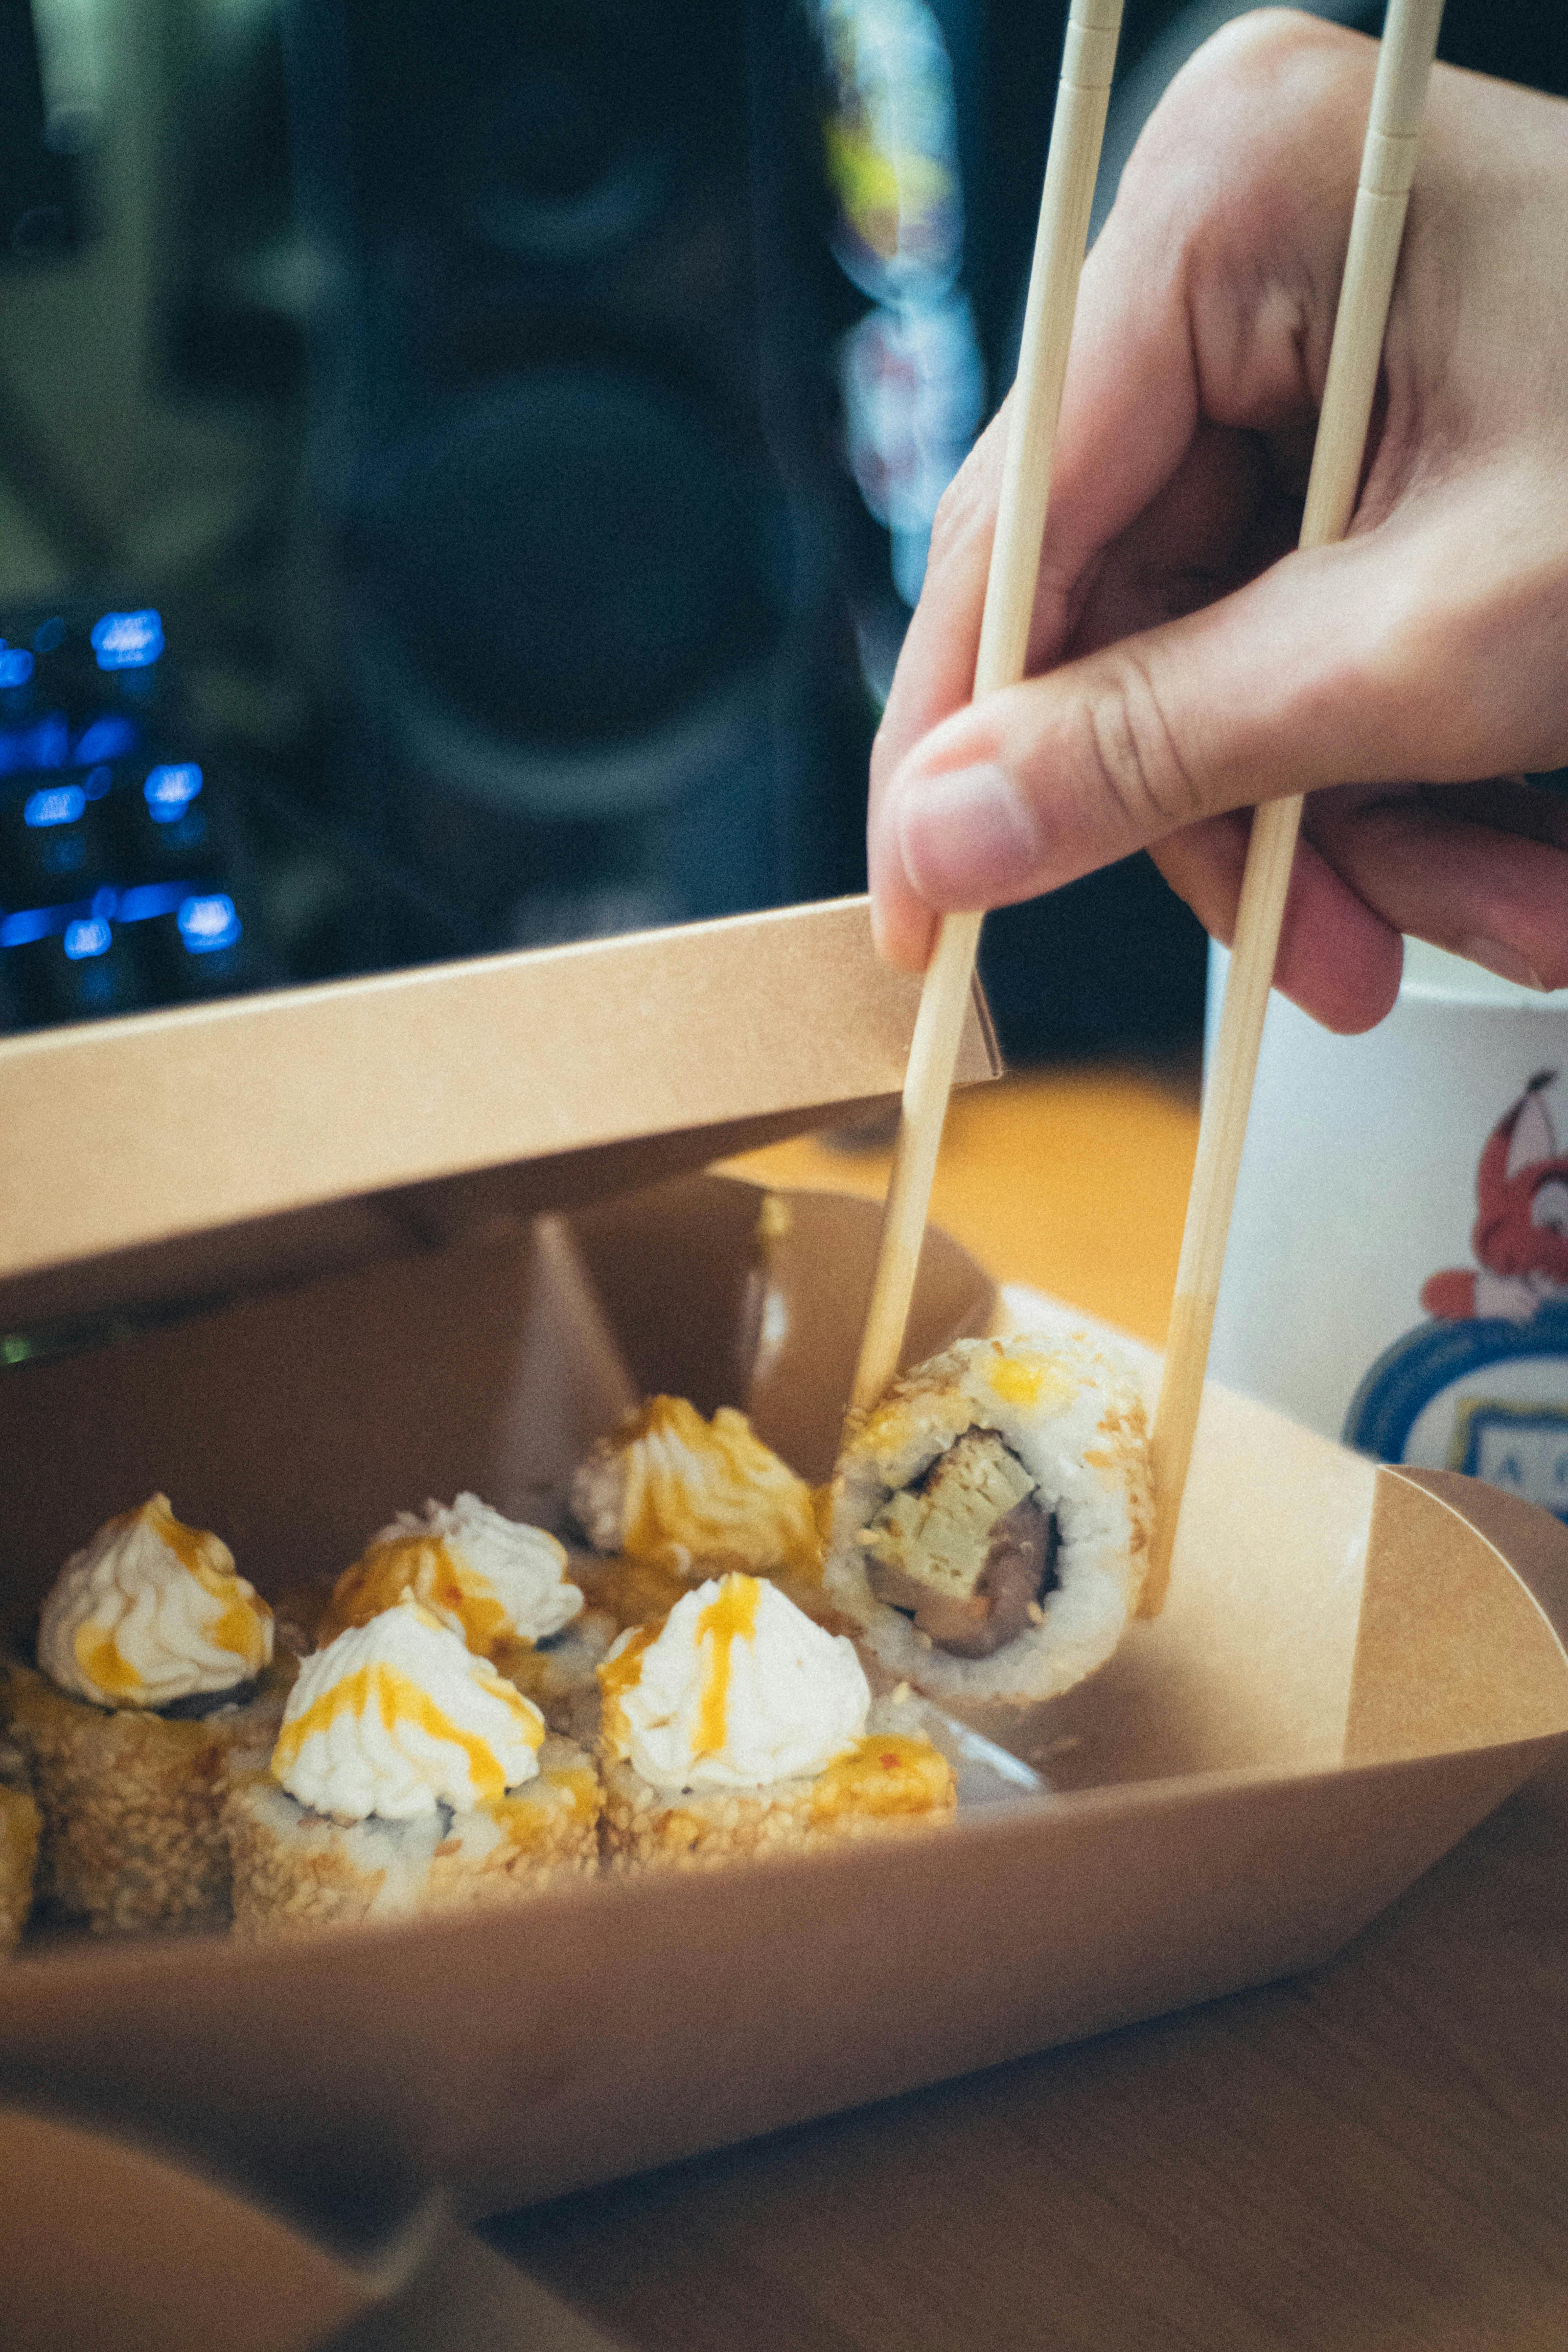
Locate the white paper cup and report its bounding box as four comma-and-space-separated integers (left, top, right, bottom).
1208, 939, 1568, 1520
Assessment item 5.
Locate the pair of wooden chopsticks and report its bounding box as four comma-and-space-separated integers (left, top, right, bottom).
853, 0, 1446, 1592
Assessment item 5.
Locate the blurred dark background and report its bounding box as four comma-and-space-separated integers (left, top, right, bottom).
0, 0, 1563, 1048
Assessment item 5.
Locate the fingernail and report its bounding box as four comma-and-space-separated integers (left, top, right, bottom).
896, 761, 1039, 903
1459, 935, 1550, 991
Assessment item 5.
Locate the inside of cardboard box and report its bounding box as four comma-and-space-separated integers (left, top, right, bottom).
0, 1173, 995, 1630
4, 1167, 1568, 2251
9, 1168, 1565, 1819
1345, 1469, 1568, 1764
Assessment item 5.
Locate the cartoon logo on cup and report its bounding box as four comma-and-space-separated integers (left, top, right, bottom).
1346, 1071, 1568, 1521
1419, 1070, 1568, 1324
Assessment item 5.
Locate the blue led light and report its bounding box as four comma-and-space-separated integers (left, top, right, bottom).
63, 916, 112, 961
177, 893, 240, 953
32, 618, 65, 654
90, 609, 163, 671
81, 764, 112, 801
143, 762, 202, 821
0, 646, 34, 688
75, 715, 136, 764
0, 713, 69, 775
116, 881, 189, 923
23, 783, 86, 829
0, 908, 57, 947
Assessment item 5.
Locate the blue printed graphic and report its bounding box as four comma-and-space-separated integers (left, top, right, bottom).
1350, 1072, 1568, 1520
1346, 1306, 1568, 1522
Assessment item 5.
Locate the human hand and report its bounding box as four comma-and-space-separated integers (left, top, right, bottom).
867, 11, 1568, 1032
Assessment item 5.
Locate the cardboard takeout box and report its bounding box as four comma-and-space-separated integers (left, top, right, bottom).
2, 895, 1568, 2328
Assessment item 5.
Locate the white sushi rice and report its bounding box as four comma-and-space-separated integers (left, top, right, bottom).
825, 1334, 1152, 1705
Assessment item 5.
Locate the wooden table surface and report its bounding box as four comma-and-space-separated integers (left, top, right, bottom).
725, 1058, 1205, 1349
485, 1067, 1568, 2352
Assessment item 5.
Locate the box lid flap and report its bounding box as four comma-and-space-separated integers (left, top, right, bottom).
0, 899, 997, 1333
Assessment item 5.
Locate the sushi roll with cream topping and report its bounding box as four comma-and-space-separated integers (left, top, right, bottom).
317, 1492, 609, 1734
226, 1597, 600, 1938
572, 1397, 822, 1585
2, 1495, 287, 1935
596, 1570, 954, 1871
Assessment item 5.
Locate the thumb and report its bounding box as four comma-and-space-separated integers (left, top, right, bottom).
870, 534, 1425, 967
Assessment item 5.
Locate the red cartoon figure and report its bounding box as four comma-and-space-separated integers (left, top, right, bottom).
1422, 1071, 1568, 1323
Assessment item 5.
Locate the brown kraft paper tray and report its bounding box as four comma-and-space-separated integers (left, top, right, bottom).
1, 1169, 1566, 2240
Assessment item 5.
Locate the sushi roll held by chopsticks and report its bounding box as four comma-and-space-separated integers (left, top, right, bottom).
826, 1336, 1151, 1706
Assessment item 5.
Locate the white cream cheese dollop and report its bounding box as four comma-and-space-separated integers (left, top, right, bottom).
271, 1598, 545, 1822
322, 1493, 582, 1656
37, 1494, 273, 1710
571, 1397, 821, 1577
597, 1571, 869, 1793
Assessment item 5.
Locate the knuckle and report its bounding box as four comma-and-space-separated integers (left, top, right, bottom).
1118, 11, 1360, 218
1181, 8, 1353, 103
1074, 651, 1203, 836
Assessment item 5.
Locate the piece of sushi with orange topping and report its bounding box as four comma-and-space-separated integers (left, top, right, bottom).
316, 1492, 612, 1737
225, 1596, 600, 1939
596, 1569, 953, 1872
570, 1396, 836, 1626
1, 1495, 287, 1936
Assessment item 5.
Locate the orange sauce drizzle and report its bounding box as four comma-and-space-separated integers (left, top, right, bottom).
620, 1398, 702, 1561
74, 1625, 142, 1700
146, 1494, 271, 1669
322, 1535, 514, 1659
595, 1620, 660, 1755
489, 1763, 602, 1838
66, 1496, 269, 1695
693, 1573, 761, 1757
614, 1398, 820, 1576
810, 1734, 955, 1822
271, 1661, 541, 1804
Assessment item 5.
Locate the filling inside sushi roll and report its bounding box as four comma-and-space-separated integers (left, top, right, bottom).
860, 1429, 1059, 1659
826, 1336, 1152, 1706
